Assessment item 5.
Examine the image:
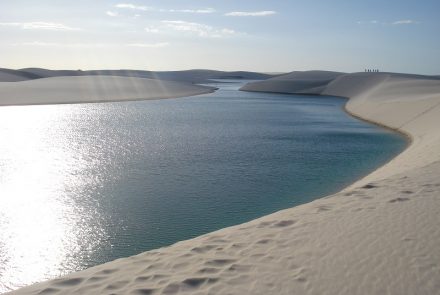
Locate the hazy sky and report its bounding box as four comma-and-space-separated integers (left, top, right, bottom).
1, 0, 439, 73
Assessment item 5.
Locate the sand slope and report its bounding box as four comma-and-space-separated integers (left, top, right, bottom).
7, 72, 440, 295
240, 70, 344, 94
0, 68, 274, 83
0, 76, 216, 106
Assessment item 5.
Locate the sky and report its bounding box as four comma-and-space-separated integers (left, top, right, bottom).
0, 0, 439, 74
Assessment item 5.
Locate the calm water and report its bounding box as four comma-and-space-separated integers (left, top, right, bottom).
0, 80, 405, 292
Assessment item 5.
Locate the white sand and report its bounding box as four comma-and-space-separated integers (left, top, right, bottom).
0, 68, 274, 83
239, 70, 344, 94
0, 76, 216, 106
7, 71, 440, 295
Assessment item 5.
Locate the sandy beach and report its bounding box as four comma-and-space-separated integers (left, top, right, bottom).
0, 75, 217, 106
6, 71, 440, 294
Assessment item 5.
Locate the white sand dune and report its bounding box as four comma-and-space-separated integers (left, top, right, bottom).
270, 70, 344, 81
7, 71, 440, 295
0, 75, 216, 106
239, 70, 344, 94
0, 68, 274, 83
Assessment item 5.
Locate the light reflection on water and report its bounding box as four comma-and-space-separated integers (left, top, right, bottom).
0, 106, 108, 291
0, 81, 406, 292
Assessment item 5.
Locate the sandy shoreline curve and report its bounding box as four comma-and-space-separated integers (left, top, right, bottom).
7, 71, 440, 295
0, 75, 216, 106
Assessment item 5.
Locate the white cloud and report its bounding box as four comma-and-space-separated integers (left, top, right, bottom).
115, 3, 151, 11
161, 20, 236, 38
115, 4, 215, 14
225, 11, 276, 17
127, 42, 170, 48
357, 20, 381, 25
13, 41, 105, 47
17, 41, 61, 46
144, 26, 160, 33
12, 41, 169, 48
0, 22, 80, 31
220, 28, 236, 35
167, 8, 216, 14
106, 11, 119, 17
392, 19, 419, 25
357, 19, 419, 26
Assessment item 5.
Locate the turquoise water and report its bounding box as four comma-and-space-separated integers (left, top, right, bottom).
0, 80, 405, 292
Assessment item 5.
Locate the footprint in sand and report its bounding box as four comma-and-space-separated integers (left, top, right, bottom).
389, 197, 410, 203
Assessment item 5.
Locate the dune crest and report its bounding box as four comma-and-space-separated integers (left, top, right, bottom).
7, 71, 440, 295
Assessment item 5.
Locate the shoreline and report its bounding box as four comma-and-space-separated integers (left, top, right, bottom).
0, 89, 217, 108
340, 101, 412, 189
7, 72, 440, 295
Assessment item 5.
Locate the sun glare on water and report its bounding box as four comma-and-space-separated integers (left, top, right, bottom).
0, 105, 107, 292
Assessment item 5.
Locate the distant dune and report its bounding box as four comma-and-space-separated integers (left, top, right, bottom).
0, 68, 274, 83
240, 70, 344, 94
0, 68, 272, 106
0, 68, 42, 82
0, 75, 216, 106
241, 70, 440, 96
270, 70, 344, 81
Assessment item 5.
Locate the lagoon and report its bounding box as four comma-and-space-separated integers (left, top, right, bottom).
0, 80, 405, 292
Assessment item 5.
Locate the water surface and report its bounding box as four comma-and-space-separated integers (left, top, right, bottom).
0, 80, 405, 292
